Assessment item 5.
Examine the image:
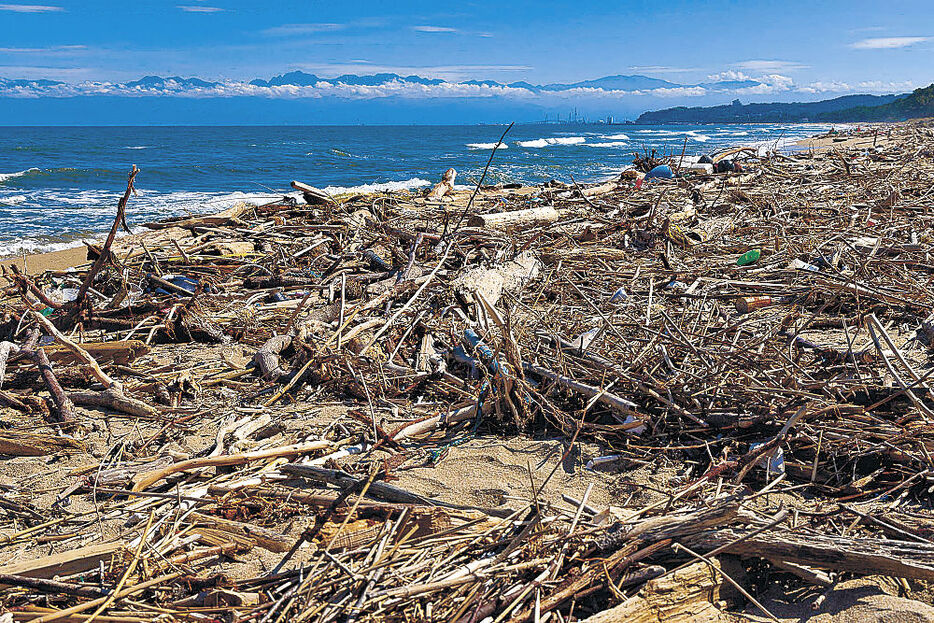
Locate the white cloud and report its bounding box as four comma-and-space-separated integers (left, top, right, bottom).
761, 74, 794, 88
797, 79, 915, 94
293, 63, 532, 81
177, 5, 224, 12
628, 65, 702, 74
262, 23, 345, 35
707, 70, 752, 82
0, 44, 85, 53
413, 25, 458, 33
0, 71, 913, 102
0, 75, 711, 101
734, 60, 808, 72
0, 4, 62, 11
851, 36, 928, 49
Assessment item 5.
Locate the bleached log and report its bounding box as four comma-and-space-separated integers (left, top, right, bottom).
580, 181, 618, 197
467, 206, 560, 229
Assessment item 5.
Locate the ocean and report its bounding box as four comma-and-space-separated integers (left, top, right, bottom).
0, 123, 835, 256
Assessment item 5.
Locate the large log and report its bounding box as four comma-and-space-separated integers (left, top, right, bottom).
467, 206, 561, 229
70, 387, 157, 418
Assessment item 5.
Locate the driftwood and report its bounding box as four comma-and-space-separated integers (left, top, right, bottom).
143, 201, 252, 229
427, 167, 456, 200
44, 340, 149, 366
0, 541, 123, 579
4, 123, 934, 621
252, 334, 292, 380
291, 180, 334, 205
20, 337, 74, 423
70, 165, 137, 317
69, 387, 157, 418
132, 439, 335, 491
580, 560, 726, 623
188, 511, 292, 552
690, 528, 934, 580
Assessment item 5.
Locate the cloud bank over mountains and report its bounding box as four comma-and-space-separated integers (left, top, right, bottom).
0, 70, 914, 102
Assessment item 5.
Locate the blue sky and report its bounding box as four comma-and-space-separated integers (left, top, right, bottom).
2, 0, 931, 85
0, 0, 931, 123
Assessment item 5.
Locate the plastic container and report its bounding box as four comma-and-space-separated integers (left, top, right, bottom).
735, 296, 774, 314
736, 249, 761, 266
646, 164, 674, 179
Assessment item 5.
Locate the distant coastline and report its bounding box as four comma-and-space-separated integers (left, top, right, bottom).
637, 84, 934, 124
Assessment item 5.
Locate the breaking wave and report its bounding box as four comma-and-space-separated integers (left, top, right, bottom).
0, 167, 40, 183
321, 177, 431, 195
516, 136, 586, 148
466, 142, 509, 150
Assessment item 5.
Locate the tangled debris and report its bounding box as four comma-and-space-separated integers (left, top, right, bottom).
1, 122, 934, 621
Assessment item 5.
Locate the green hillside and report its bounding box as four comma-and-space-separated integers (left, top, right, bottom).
817, 84, 934, 122
635, 93, 903, 124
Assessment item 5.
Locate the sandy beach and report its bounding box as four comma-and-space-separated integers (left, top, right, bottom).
0, 245, 89, 275
3, 122, 934, 621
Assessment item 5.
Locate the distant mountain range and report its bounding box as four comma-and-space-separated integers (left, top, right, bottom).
0, 71, 922, 126
246, 71, 744, 92
0, 71, 769, 95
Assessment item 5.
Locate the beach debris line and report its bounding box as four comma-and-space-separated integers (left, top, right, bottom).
1, 121, 934, 620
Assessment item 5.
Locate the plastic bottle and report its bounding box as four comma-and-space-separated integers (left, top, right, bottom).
609, 286, 629, 303
789, 258, 820, 272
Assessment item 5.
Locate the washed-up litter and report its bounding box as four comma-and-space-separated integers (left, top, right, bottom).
1, 122, 934, 621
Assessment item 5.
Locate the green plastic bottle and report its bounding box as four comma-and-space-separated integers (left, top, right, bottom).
737, 249, 761, 266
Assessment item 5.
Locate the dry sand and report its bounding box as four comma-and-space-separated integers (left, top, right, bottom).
795, 128, 893, 152
0, 224, 193, 276
0, 245, 90, 275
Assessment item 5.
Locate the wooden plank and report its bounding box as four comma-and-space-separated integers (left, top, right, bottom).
0, 542, 123, 580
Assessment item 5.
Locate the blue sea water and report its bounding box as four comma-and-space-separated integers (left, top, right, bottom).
0, 123, 832, 256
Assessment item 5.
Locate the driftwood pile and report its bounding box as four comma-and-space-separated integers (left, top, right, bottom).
1, 121, 934, 621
